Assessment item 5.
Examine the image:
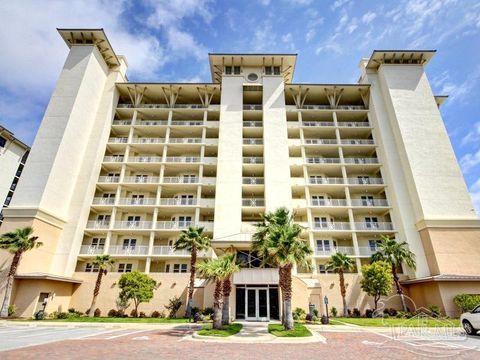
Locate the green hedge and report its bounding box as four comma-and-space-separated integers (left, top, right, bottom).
453, 294, 480, 312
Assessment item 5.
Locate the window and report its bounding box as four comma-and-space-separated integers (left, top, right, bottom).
368, 239, 381, 252
311, 195, 325, 206
97, 215, 111, 224
0, 136, 6, 148
316, 239, 336, 252
233, 66, 241, 74
91, 238, 105, 247
173, 264, 188, 273
165, 264, 170, 273
365, 217, 379, 228
319, 265, 331, 274
127, 216, 141, 227
122, 238, 137, 249
135, 174, 148, 183
102, 193, 115, 204
361, 196, 374, 206
247, 73, 258, 82
264, 66, 272, 75
273, 66, 281, 75
131, 194, 145, 204
176, 194, 194, 205
174, 216, 192, 227
309, 175, 323, 184
225, 66, 232, 75
118, 263, 133, 273
183, 174, 197, 183
314, 217, 329, 228
85, 263, 100, 272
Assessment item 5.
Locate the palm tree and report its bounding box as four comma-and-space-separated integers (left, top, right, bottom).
0, 227, 42, 317
87, 255, 115, 317
197, 257, 224, 330
326, 252, 356, 317
372, 235, 416, 311
253, 207, 312, 330
219, 252, 240, 325
174, 226, 211, 318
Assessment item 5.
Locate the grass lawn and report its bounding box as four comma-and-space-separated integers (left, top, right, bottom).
330, 317, 461, 327
24, 317, 191, 323
268, 323, 312, 337
197, 323, 242, 337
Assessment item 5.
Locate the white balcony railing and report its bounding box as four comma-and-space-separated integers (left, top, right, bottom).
113, 221, 153, 230
344, 158, 380, 164
92, 197, 115, 205
242, 198, 265, 207
311, 199, 348, 207
168, 138, 202, 144
117, 103, 206, 109
314, 246, 355, 256
171, 120, 203, 126
302, 121, 335, 127
79, 245, 104, 255
103, 156, 124, 163
340, 139, 375, 145
98, 176, 120, 183
109, 245, 149, 255
350, 199, 389, 207
313, 222, 351, 231
337, 122, 370, 128
358, 246, 378, 256
306, 157, 342, 164
243, 138, 263, 145
337, 105, 366, 110
127, 156, 162, 163
304, 139, 338, 145
131, 138, 166, 144
137, 120, 168, 126
117, 198, 156, 206
86, 221, 110, 229
243, 121, 263, 127
123, 176, 160, 184
308, 177, 345, 185
243, 177, 264, 185
347, 178, 384, 185
165, 156, 200, 163
108, 137, 128, 143
162, 176, 199, 184
159, 198, 197, 206
112, 120, 132, 126
243, 104, 262, 111
152, 246, 212, 257
301, 105, 331, 110
355, 222, 394, 231
243, 157, 264, 164
156, 221, 193, 230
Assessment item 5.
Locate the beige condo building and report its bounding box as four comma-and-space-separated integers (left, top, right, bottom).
1, 29, 479, 319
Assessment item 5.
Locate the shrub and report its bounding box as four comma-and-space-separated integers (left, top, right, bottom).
352, 308, 361, 317
94, 308, 101, 317
165, 296, 182, 318
388, 308, 398, 317
130, 309, 138, 318
151, 310, 161, 318
321, 315, 329, 324
191, 307, 201, 316
293, 313, 299, 321
305, 313, 313, 321
202, 307, 214, 317
312, 315, 319, 322
313, 309, 319, 317
453, 294, 480, 312
108, 309, 118, 317
8, 305, 16, 317
293, 307, 306, 320
68, 308, 76, 313
397, 311, 414, 319
193, 312, 203, 323
53, 311, 69, 319
428, 305, 440, 317
347, 309, 352, 317
331, 307, 338, 317
139, 312, 146, 318
365, 309, 373, 318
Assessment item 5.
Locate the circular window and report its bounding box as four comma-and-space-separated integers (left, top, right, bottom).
247, 73, 259, 82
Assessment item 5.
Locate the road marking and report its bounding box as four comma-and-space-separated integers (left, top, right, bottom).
105, 329, 150, 339
16, 328, 77, 338
77, 328, 128, 339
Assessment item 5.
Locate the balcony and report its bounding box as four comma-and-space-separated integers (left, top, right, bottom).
108, 137, 128, 144
117, 198, 156, 206
243, 104, 262, 111
86, 221, 110, 229
243, 177, 264, 185
103, 156, 124, 163
92, 197, 115, 205
127, 156, 162, 163
165, 156, 200, 163
340, 139, 375, 145
131, 138, 166, 144
242, 198, 265, 207
156, 221, 193, 230
117, 103, 206, 109
304, 139, 338, 145
311, 199, 348, 207
123, 176, 160, 184
109, 245, 149, 255
343, 158, 380, 164
243, 121, 263, 127
313, 222, 351, 231
243, 138, 263, 145
171, 120, 203, 126
354, 222, 394, 231
308, 177, 345, 185
113, 221, 153, 230
136, 120, 168, 126
306, 157, 342, 164
98, 176, 120, 183
112, 120, 132, 126
347, 178, 384, 185
243, 157, 264, 164
350, 199, 389, 207
357, 246, 378, 256
168, 138, 202, 144
79, 245, 104, 255
162, 176, 199, 184
159, 198, 198, 206
314, 246, 355, 256
301, 105, 331, 110
338, 122, 371, 128
152, 246, 212, 257
302, 121, 335, 127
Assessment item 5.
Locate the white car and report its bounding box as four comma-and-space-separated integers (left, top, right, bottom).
460, 305, 480, 335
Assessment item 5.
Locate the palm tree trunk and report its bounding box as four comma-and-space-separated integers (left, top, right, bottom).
278, 266, 286, 325
88, 270, 104, 317
391, 264, 407, 311
1, 251, 22, 318
222, 278, 231, 325
185, 247, 197, 318
339, 269, 347, 317
213, 280, 223, 330
280, 263, 294, 330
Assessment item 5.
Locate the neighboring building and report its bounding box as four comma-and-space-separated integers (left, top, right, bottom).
1, 29, 479, 319
0, 126, 30, 226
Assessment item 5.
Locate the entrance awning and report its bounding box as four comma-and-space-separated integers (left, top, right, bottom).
233, 268, 278, 285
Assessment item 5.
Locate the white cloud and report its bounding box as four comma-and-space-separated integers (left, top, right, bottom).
167, 28, 206, 60
146, 0, 213, 28
305, 29, 316, 43
461, 122, 480, 147
258, 0, 271, 5
440, 66, 480, 104
331, 0, 350, 11
469, 178, 480, 215
362, 11, 376, 24
460, 149, 480, 174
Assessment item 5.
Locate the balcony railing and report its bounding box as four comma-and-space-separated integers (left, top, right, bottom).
86, 221, 110, 229
169, 138, 202, 144
127, 156, 162, 163
347, 178, 384, 185
306, 157, 342, 164
152, 246, 212, 257
103, 156, 124, 163
112, 120, 132, 126
98, 176, 120, 183
92, 197, 116, 205
137, 120, 168, 126
313, 222, 351, 231
156, 221, 193, 230
109, 245, 149, 255
314, 246, 355, 256
301, 105, 331, 110
131, 138, 166, 144
344, 158, 380, 164
358, 246, 378, 256
302, 121, 335, 127
243, 177, 264, 185
79, 245, 104, 255
243, 121, 263, 127
340, 139, 375, 145
123, 176, 160, 183
243, 138, 263, 145
108, 137, 128, 143
311, 199, 348, 207
117, 198, 156, 206
242, 198, 265, 207
159, 198, 197, 206
350, 199, 389, 207
304, 139, 338, 145
243, 157, 264, 164
337, 105, 366, 110
337, 122, 370, 127
308, 177, 345, 185
117, 103, 206, 109
113, 221, 153, 230
162, 176, 199, 184
171, 120, 203, 126
165, 156, 200, 163
243, 104, 262, 111
355, 222, 394, 231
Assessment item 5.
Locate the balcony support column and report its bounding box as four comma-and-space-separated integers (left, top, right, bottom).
104, 231, 112, 255
145, 257, 151, 274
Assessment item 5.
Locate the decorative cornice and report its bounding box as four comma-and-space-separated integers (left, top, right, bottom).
2, 207, 66, 229
415, 219, 480, 231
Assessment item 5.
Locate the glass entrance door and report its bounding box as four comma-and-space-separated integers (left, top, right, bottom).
245, 288, 270, 321
247, 289, 256, 319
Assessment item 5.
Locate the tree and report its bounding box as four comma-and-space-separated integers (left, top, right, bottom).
87, 255, 115, 317
326, 252, 356, 317
0, 227, 42, 317
219, 252, 240, 325
252, 207, 312, 330
360, 261, 393, 312
197, 257, 224, 330
174, 226, 211, 318
118, 271, 156, 317
372, 235, 416, 311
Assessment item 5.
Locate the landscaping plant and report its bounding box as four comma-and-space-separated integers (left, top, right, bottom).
118, 271, 156, 317
87, 255, 115, 317
326, 252, 355, 317
360, 260, 393, 313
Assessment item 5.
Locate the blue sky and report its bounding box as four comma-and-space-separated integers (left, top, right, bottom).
0, 0, 479, 212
